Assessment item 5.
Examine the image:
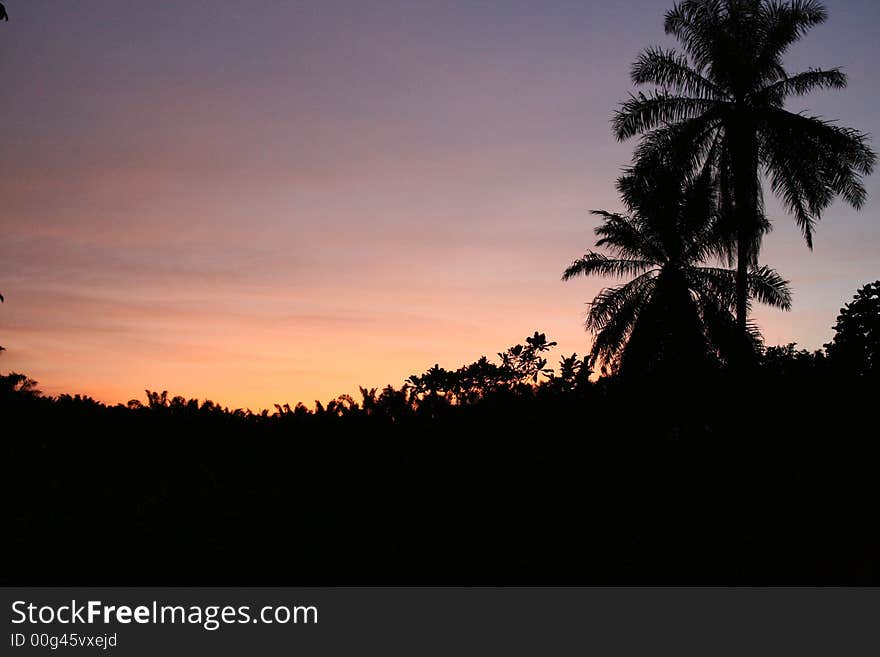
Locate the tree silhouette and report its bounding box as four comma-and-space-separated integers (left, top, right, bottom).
0, 372, 40, 398
613, 0, 875, 350
563, 161, 791, 375
404, 332, 563, 407
497, 332, 558, 385
824, 280, 880, 377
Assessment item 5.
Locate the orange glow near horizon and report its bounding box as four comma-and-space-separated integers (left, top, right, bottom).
1, 1, 878, 409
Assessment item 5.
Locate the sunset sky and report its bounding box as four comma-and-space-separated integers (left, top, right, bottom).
1, 0, 878, 409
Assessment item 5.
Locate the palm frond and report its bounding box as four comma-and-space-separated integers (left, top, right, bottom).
591, 210, 667, 263
759, 108, 876, 246
756, 0, 828, 69
664, 0, 726, 74
678, 165, 719, 236
756, 67, 846, 104
587, 274, 657, 368
686, 265, 738, 310
561, 252, 655, 281
613, 91, 718, 141
747, 265, 793, 310
686, 262, 792, 312
631, 46, 727, 99
586, 273, 657, 333
632, 111, 726, 179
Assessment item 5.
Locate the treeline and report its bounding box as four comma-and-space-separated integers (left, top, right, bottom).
2, 284, 878, 584
7, 271, 876, 422
1, 331, 587, 419
0, 326, 870, 423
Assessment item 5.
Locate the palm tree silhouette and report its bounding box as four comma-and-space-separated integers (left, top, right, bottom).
563, 162, 791, 375
612, 0, 875, 351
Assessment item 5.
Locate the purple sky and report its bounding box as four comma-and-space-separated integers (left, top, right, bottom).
1, 0, 878, 408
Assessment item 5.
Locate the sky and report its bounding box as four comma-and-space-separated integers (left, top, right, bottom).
1, 0, 878, 409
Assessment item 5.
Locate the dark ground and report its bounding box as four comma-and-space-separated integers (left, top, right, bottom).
2, 361, 878, 585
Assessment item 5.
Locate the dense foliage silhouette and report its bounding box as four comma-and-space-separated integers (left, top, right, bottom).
823, 281, 880, 378
2, 285, 878, 584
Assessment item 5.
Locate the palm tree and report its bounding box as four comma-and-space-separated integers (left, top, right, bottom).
562, 162, 791, 375
612, 0, 875, 352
